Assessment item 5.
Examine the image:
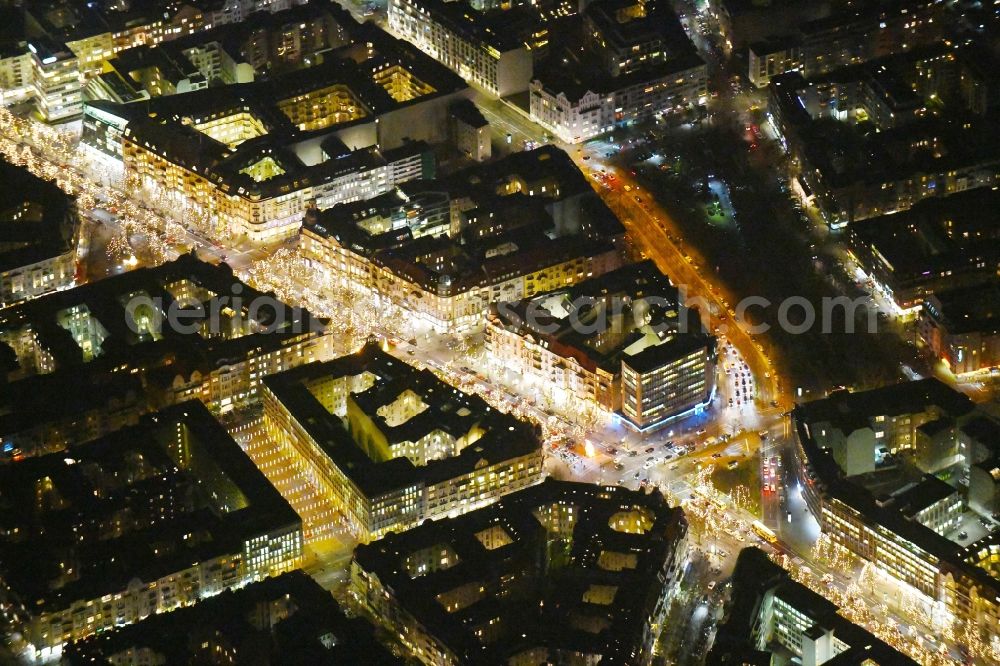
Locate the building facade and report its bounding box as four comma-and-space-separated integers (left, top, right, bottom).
262, 343, 544, 542
485, 261, 715, 428
0, 159, 80, 306
388, 0, 534, 96
791, 381, 1000, 640
0, 403, 303, 657
351, 479, 689, 665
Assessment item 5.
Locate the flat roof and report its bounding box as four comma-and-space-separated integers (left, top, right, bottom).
927, 281, 1000, 336
793, 384, 1000, 609
490, 260, 712, 375
795, 378, 974, 436
392, 0, 526, 53
848, 188, 1000, 282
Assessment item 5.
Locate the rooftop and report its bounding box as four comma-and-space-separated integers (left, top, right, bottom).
306, 146, 624, 295
926, 281, 1000, 336
771, 44, 1000, 188
848, 188, 1000, 282
795, 378, 974, 436
98, 23, 464, 199
62, 571, 400, 665
793, 383, 1000, 612
0, 252, 323, 378
0, 159, 78, 278
489, 260, 711, 375
0, 401, 299, 616
708, 547, 918, 665
353, 478, 687, 663
261, 342, 541, 498
391, 0, 527, 53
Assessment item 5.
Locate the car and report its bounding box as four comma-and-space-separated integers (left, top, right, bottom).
711, 452, 722, 459
959, 531, 969, 540
707, 580, 716, 591
645, 447, 656, 454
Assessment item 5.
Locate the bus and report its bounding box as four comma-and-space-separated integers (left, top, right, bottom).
752, 520, 777, 544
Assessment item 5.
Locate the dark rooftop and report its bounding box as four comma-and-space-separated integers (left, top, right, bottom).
0, 401, 300, 616
261, 342, 541, 498
353, 478, 687, 664
0, 158, 77, 278
795, 378, 974, 437
0, 252, 324, 376
63, 571, 400, 665
708, 547, 918, 666
490, 260, 712, 375
848, 188, 1000, 282
926, 281, 1000, 336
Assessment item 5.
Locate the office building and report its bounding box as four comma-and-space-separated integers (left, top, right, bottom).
708, 547, 918, 666
529, 0, 706, 143
301, 146, 626, 331
388, 0, 534, 97
62, 571, 400, 665
262, 341, 544, 542
0, 401, 303, 658
0, 159, 80, 307
0, 253, 332, 458
351, 479, 688, 665
486, 261, 716, 429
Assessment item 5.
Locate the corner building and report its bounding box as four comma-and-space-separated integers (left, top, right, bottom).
262, 341, 544, 542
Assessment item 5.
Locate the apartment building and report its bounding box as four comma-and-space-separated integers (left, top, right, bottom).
352, 479, 688, 665
1, 402, 303, 657
0, 159, 79, 306
262, 342, 544, 542
486, 261, 716, 429
388, 0, 534, 96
